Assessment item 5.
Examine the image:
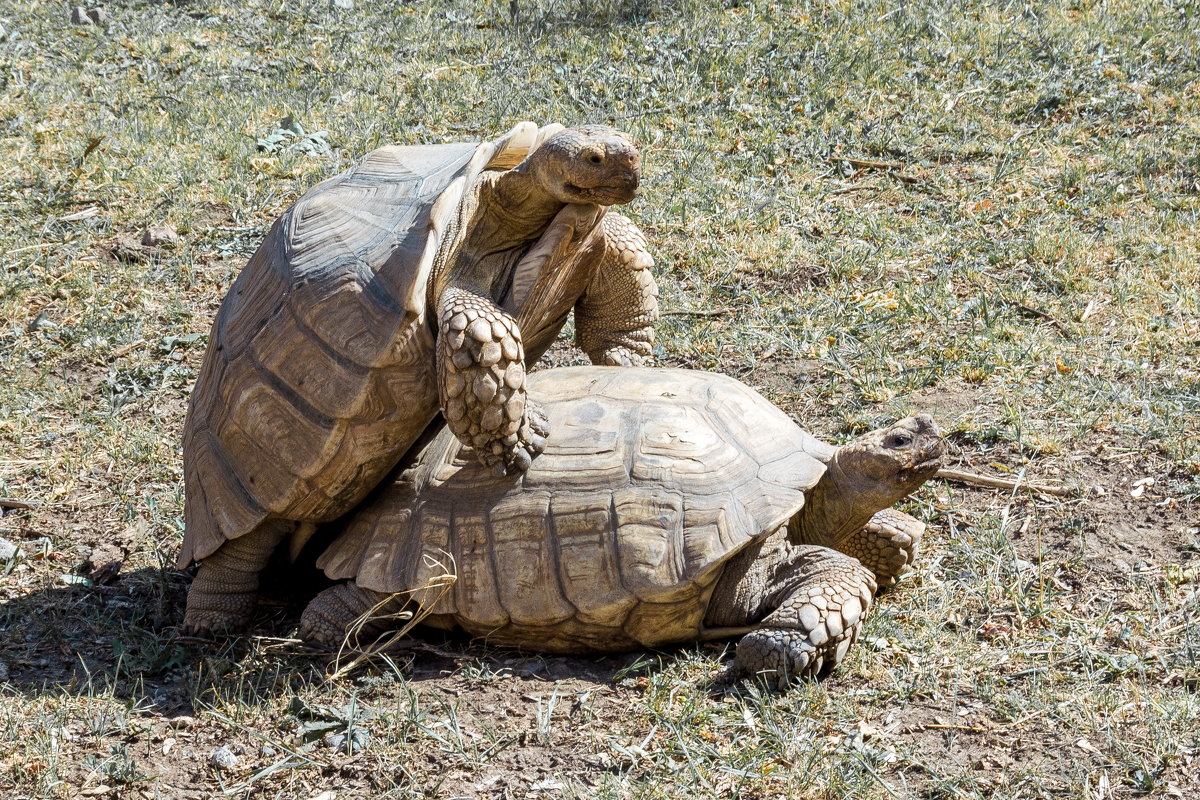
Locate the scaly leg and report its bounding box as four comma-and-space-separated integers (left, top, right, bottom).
834, 508, 925, 589
574, 212, 659, 366
437, 287, 549, 475
183, 520, 289, 635
299, 582, 405, 648
706, 537, 877, 689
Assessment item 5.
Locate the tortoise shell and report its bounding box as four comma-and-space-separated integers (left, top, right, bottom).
179, 122, 604, 567
317, 366, 838, 651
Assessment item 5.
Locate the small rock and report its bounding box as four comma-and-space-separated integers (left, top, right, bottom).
259, 744, 277, 758
0, 660, 10, 681
84, 543, 124, 585
209, 745, 238, 770
323, 732, 346, 751
70, 7, 92, 25
87, 7, 106, 24
511, 658, 544, 678
330, 0, 354, 8
141, 225, 181, 247
0, 537, 24, 562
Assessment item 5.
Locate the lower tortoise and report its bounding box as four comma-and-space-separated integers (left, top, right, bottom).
300, 367, 945, 686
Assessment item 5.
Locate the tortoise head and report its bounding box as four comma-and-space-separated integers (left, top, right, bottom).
834, 414, 945, 506
524, 125, 641, 206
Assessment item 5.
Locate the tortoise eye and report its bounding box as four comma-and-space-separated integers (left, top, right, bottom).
886, 431, 913, 448
584, 148, 604, 165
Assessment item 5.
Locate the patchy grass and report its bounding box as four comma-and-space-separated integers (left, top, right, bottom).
1, 0, 1198, 797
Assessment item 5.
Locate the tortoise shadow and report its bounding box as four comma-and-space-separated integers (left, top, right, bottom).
0, 565, 670, 716
0, 565, 329, 716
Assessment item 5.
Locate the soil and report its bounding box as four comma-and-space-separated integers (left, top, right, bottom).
1, 349, 1197, 798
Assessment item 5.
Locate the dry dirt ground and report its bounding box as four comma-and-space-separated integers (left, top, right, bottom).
1, 348, 1197, 799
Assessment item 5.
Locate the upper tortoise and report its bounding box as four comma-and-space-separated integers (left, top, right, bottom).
300, 367, 945, 687
180, 123, 660, 634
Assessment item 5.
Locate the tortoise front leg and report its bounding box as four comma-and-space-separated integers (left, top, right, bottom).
183, 520, 288, 635
834, 508, 925, 589
706, 538, 877, 689
437, 287, 549, 475
574, 212, 659, 366
299, 582, 405, 648
734, 547, 877, 688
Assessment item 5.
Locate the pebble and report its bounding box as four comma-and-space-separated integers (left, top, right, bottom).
70, 7, 92, 25
0, 537, 23, 562
209, 745, 238, 770
140, 225, 180, 247
330, 0, 354, 8
87, 7, 106, 23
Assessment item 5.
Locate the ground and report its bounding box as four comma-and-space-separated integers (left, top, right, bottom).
1, 0, 1198, 798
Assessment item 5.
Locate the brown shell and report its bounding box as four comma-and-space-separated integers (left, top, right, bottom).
179, 123, 590, 567
317, 367, 837, 650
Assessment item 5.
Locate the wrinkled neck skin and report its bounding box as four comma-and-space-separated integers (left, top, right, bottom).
445, 168, 567, 300
786, 450, 903, 549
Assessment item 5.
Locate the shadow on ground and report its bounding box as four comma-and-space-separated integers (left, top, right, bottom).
0, 565, 671, 715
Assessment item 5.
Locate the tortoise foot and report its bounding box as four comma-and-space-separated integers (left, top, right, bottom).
182, 582, 257, 636
734, 550, 875, 690
300, 582, 404, 648
735, 626, 860, 689
484, 398, 549, 476
593, 345, 651, 367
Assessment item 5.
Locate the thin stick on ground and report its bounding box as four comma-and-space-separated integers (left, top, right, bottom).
936, 467, 1079, 498
0, 498, 37, 510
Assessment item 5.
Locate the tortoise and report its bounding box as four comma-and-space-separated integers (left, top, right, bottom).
180, 122, 660, 634
299, 366, 945, 686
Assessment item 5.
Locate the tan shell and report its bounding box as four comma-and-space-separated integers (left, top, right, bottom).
317, 367, 837, 652
179, 122, 603, 567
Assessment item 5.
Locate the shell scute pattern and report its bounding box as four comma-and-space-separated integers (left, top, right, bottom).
248, 306, 372, 420
680, 495, 755, 582
212, 414, 307, 512
550, 492, 637, 626
449, 509, 508, 630
630, 402, 747, 492
214, 356, 339, 480
612, 488, 689, 603
520, 397, 628, 490
186, 430, 265, 546
486, 492, 574, 626
215, 245, 290, 360
288, 276, 404, 368
408, 504, 454, 612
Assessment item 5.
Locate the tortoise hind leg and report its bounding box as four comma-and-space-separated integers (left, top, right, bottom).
437, 287, 549, 475
299, 582, 406, 648
706, 539, 877, 689
183, 520, 289, 635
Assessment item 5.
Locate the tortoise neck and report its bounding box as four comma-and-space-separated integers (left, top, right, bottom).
444, 171, 566, 299
787, 454, 880, 548
487, 169, 567, 236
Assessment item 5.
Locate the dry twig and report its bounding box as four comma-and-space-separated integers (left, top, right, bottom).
936, 468, 1079, 498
